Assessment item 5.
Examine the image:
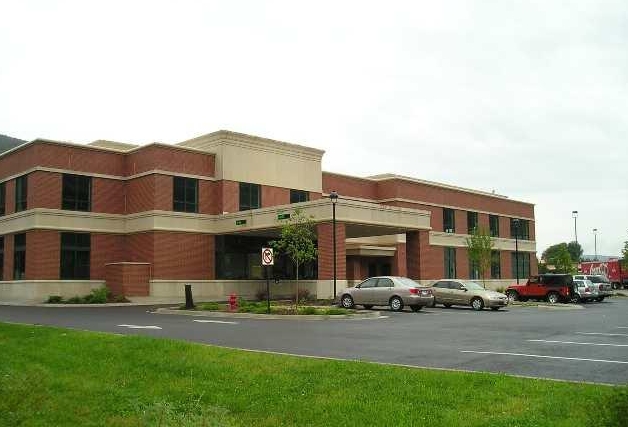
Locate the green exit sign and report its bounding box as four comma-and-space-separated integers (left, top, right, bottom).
235, 219, 247, 226
277, 213, 291, 220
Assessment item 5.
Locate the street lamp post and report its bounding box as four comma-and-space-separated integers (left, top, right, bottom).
593, 228, 598, 261
329, 191, 339, 300
514, 218, 520, 284
572, 210, 578, 245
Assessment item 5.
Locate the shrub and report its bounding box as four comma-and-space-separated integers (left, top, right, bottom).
200, 302, 221, 311
87, 286, 110, 304
294, 288, 312, 304
113, 294, 130, 303
46, 295, 63, 304
298, 306, 317, 315
66, 296, 83, 304
323, 308, 349, 315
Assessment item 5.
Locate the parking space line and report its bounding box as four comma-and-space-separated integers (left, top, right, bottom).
576, 332, 628, 337
460, 350, 628, 364
193, 320, 238, 325
528, 339, 628, 347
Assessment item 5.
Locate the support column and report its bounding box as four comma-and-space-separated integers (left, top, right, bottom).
406, 231, 421, 280
392, 242, 407, 277
317, 223, 346, 280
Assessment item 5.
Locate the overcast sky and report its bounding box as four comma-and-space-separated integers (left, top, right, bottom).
2, 1, 627, 258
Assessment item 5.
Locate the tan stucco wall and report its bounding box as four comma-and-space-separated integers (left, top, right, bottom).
0, 280, 105, 302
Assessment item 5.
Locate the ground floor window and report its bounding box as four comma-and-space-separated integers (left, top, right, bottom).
215, 235, 317, 280
491, 250, 501, 279
13, 233, 25, 279
60, 233, 91, 279
511, 252, 530, 280
469, 258, 480, 280
444, 247, 456, 279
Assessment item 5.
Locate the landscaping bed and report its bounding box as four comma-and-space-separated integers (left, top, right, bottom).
185, 299, 352, 316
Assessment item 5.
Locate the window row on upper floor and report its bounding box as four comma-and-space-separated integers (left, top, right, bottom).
442, 208, 531, 240
0, 174, 311, 216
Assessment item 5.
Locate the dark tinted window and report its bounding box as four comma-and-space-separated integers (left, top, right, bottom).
13, 233, 26, 279
377, 278, 394, 287
239, 182, 261, 211
510, 218, 530, 240
359, 278, 378, 288
62, 174, 92, 211
443, 209, 455, 233
15, 175, 27, 212
0, 236, 4, 279
60, 233, 90, 279
444, 247, 456, 279
290, 190, 309, 204
511, 252, 530, 279
491, 250, 501, 279
433, 281, 448, 288
0, 182, 5, 216
489, 215, 499, 237
467, 211, 478, 233
173, 177, 198, 213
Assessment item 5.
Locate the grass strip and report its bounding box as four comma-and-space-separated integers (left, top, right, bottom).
0, 322, 625, 427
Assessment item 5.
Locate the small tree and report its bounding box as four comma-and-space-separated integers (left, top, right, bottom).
466, 227, 494, 287
548, 244, 574, 273
566, 241, 583, 263
271, 208, 317, 312
622, 240, 628, 270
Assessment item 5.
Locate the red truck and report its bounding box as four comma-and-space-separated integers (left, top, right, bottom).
578, 260, 628, 289
506, 274, 573, 304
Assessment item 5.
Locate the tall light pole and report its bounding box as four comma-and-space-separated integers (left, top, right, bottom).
514, 218, 520, 284
572, 210, 578, 245
329, 191, 338, 300
593, 228, 598, 261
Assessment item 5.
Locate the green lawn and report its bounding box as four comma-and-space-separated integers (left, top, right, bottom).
0, 323, 625, 427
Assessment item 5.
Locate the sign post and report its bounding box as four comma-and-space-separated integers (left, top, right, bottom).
261, 247, 274, 314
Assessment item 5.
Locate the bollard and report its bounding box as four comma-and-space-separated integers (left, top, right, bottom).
184, 284, 195, 309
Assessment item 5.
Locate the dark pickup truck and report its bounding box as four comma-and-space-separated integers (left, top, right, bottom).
505, 274, 573, 304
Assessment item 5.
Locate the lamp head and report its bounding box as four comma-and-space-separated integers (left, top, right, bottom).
572, 210, 578, 218
329, 191, 338, 204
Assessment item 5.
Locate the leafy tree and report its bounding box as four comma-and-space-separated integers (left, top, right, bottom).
466, 227, 494, 287
566, 241, 583, 263
622, 240, 628, 269
547, 243, 575, 274
271, 208, 317, 312
541, 243, 567, 263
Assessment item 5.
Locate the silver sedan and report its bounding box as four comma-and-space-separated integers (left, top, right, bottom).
337, 276, 434, 312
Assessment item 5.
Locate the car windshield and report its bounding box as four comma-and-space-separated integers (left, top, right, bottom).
462, 281, 485, 290
396, 277, 422, 288
588, 276, 609, 283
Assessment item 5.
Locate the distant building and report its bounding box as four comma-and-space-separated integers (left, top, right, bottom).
0, 130, 537, 302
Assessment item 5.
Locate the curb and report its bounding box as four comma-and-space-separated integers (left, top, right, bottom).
0, 302, 168, 308
154, 307, 383, 320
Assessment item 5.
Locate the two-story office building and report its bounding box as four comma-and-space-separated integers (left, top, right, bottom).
0, 130, 537, 302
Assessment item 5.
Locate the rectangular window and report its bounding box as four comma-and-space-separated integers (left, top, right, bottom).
467, 211, 478, 234
443, 208, 455, 233
0, 182, 5, 216
239, 182, 261, 211
444, 247, 456, 279
13, 233, 26, 280
511, 252, 530, 279
0, 236, 4, 280
489, 215, 499, 237
469, 258, 480, 280
290, 189, 309, 204
60, 233, 91, 280
173, 177, 199, 213
510, 218, 530, 240
15, 175, 27, 212
491, 250, 501, 279
62, 174, 92, 211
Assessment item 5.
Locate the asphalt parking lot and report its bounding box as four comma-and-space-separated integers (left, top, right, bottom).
1, 297, 627, 385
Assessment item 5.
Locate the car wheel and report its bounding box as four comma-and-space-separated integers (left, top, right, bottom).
571, 295, 581, 304
471, 297, 484, 311
443, 303, 452, 308
363, 304, 373, 310
546, 292, 560, 304
596, 297, 605, 302
506, 290, 519, 302
410, 305, 422, 312
389, 296, 404, 312
340, 294, 355, 309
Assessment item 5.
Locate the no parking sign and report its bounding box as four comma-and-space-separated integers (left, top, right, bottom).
261, 247, 274, 266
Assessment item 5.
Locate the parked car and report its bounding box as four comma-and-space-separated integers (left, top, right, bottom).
506, 274, 573, 304
573, 274, 613, 301
337, 276, 434, 312
430, 280, 509, 311
571, 279, 597, 303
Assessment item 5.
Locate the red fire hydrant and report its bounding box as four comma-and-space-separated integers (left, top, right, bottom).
228, 293, 238, 312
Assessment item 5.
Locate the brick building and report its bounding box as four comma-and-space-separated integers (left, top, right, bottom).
0, 130, 536, 302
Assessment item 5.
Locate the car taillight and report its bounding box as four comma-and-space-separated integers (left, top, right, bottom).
409, 288, 418, 294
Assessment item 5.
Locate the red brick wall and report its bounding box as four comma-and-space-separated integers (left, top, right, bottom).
152, 232, 214, 280
317, 222, 346, 280
125, 145, 215, 177
126, 233, 155, 263
105, 263, 151, 296
406, 231, 420, 280
309, 192, 322, 201
198, 180, 217, 214
0, 144, 37, 180
322, 173, 378, 200
478, 213, 489, 231
408, 230, 444, 281
502, 251, 512, 282
126, 175, 156, 213
392, 243, 407, 276
5, 179, 15, 214
499, 216, 511, 239
262, 186, 290, 208
457, 247, 469, 279
154, 175, 173, 211
221, 181, 239, 214
91, 234, 125, 279
92, 178, 125, 214
29, 171, 61, 209
26, 230, 60, 280
455, 210, 466, 234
